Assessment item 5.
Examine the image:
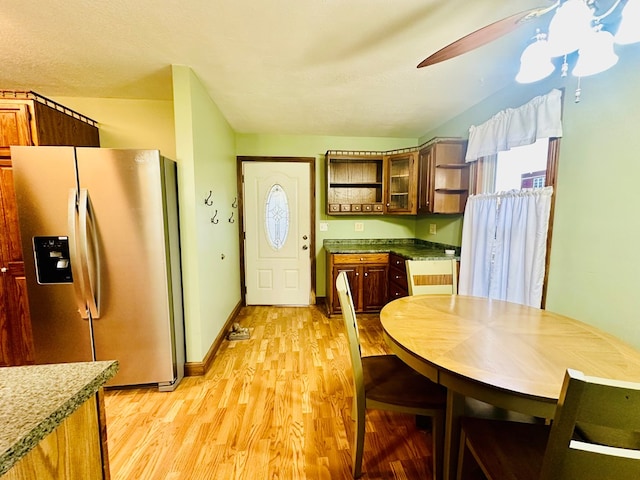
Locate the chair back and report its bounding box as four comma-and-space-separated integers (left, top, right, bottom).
540, 369, 640, 479
405, 259, 457, 295
335, 271, 366, 410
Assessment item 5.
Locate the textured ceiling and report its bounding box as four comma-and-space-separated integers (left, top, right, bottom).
0, 0, 550, 137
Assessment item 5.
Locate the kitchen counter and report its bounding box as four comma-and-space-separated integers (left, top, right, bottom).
0, 360, 119, 476
323, 238, 460, 260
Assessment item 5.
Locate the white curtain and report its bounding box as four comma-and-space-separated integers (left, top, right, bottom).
458, 187, 553, 307
465, 89, 563, 162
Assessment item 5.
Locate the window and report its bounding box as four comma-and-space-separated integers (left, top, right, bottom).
471, 137, 560, 307
480, 138, 550, 194
264, 184, 289, 250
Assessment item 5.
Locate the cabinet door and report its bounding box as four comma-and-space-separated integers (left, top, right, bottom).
0, 103, 33, 157
331, 265, 361, 314
361, 264, 388, 312
384, 152, 417, 214
0, 163, 34, 366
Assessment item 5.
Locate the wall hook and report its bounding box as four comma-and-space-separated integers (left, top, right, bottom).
232, 197, 238, 208
229, 211, 235, 223
204, 190, 213, 206
211, 209, 219, 224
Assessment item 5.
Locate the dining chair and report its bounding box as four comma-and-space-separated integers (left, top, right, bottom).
456, 368, 640, 480
405, 259, 457, 295
335, 271, 447, 479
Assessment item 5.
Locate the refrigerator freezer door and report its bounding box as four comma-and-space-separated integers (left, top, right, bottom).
11, 146, 94, 363
75, 148, 179, 387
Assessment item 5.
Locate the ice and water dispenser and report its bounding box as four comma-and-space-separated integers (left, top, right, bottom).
33, 236, 73, 284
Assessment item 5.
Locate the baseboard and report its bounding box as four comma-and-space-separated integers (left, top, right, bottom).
184, 300, 243, 377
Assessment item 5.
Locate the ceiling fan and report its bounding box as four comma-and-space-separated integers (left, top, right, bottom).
416, 2, 560, 68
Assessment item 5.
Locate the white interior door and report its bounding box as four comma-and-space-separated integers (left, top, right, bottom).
243, 161, 311, 305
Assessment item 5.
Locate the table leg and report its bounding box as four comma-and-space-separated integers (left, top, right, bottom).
444, 390, 465, 480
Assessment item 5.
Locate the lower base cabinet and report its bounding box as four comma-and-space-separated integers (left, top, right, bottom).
4, 392, 109, 480
327, 253, 389, 315
388, 253, 409, 300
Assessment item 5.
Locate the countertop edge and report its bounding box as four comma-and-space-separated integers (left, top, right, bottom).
0, 360, 119, 476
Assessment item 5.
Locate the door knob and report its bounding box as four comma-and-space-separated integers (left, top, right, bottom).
302, 235, 308, 240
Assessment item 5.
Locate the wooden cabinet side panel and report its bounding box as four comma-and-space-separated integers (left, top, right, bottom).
4, 395, 104, 480
32, 102, 100, 147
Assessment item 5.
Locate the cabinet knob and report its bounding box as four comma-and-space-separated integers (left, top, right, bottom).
0, 267, 6, 273
302, 245, 308, 250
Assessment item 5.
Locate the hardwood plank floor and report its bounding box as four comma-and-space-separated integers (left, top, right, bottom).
104, 305, 434, 479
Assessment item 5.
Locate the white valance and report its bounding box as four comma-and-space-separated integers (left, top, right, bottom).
465, 89, 563, 162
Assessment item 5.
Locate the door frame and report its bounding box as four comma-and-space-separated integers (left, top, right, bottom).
237, 156, 316, 306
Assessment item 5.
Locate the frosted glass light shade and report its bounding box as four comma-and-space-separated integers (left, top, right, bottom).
615, 0, 640, 45
573, 29, 619, 77
546, 0, 594, 57
516, 38, 555, 83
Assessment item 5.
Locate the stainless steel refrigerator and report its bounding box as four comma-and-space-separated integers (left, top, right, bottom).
11, 147, 185, 391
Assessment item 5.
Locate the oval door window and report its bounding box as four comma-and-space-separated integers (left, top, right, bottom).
265, 184, 289, 250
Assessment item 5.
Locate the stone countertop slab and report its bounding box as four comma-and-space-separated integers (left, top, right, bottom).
323, 238, 460, 260
0, 360, 119, 475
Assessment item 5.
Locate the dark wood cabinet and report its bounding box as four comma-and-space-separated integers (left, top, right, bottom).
326, 139, 467, 216
326, 152, 384, 214
327, 253, 389, 315
383, 151, 418, 214
0, 90, 99, 366
388, 253, 408, 300
418, 139, 469, 214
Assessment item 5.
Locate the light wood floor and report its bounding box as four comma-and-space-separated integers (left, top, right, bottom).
104, 305, 434, 479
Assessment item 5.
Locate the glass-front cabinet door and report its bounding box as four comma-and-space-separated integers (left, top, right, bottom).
384, 151, 417, 214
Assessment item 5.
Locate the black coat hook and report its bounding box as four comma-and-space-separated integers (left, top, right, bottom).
229, 211, 235, 223
204, 190, 213, 206
211, 209, 219, 224
232, 197, 238, 208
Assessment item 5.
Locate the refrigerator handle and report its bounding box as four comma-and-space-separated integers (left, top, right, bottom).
68, 189, 89, 319
79, 188, 101, 319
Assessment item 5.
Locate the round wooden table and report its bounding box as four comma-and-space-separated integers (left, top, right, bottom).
380, 294, 640, 480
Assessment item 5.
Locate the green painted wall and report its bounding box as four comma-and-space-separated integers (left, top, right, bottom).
172, 66, 240, 362
53, 97, 176, 159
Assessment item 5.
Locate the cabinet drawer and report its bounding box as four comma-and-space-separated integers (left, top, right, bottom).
389, 265, 407, 290
388, 281, 408, 300
332, 253, 389, 265
389, 253, 407, 272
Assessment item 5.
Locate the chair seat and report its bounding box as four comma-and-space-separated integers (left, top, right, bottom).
460, 417, 550, 480
362, 355, 447, 409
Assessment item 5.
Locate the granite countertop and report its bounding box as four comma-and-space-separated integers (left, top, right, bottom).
0, 360, 119, 476
323, 238, 460, 260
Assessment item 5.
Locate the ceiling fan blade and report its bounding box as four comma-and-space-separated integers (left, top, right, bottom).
417, 5, 556, 68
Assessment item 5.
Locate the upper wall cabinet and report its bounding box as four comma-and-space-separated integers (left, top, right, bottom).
383, 150, 418, 215
326, 138, 467, 216
326, 152, 384, 214
418, 139, 469, 215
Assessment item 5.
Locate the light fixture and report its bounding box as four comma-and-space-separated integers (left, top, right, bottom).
515, 0, 640, 101
516, 31, 555, 83
615, 0, 640, 45
573, 26, 619, 77
546, 0, 593, 57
